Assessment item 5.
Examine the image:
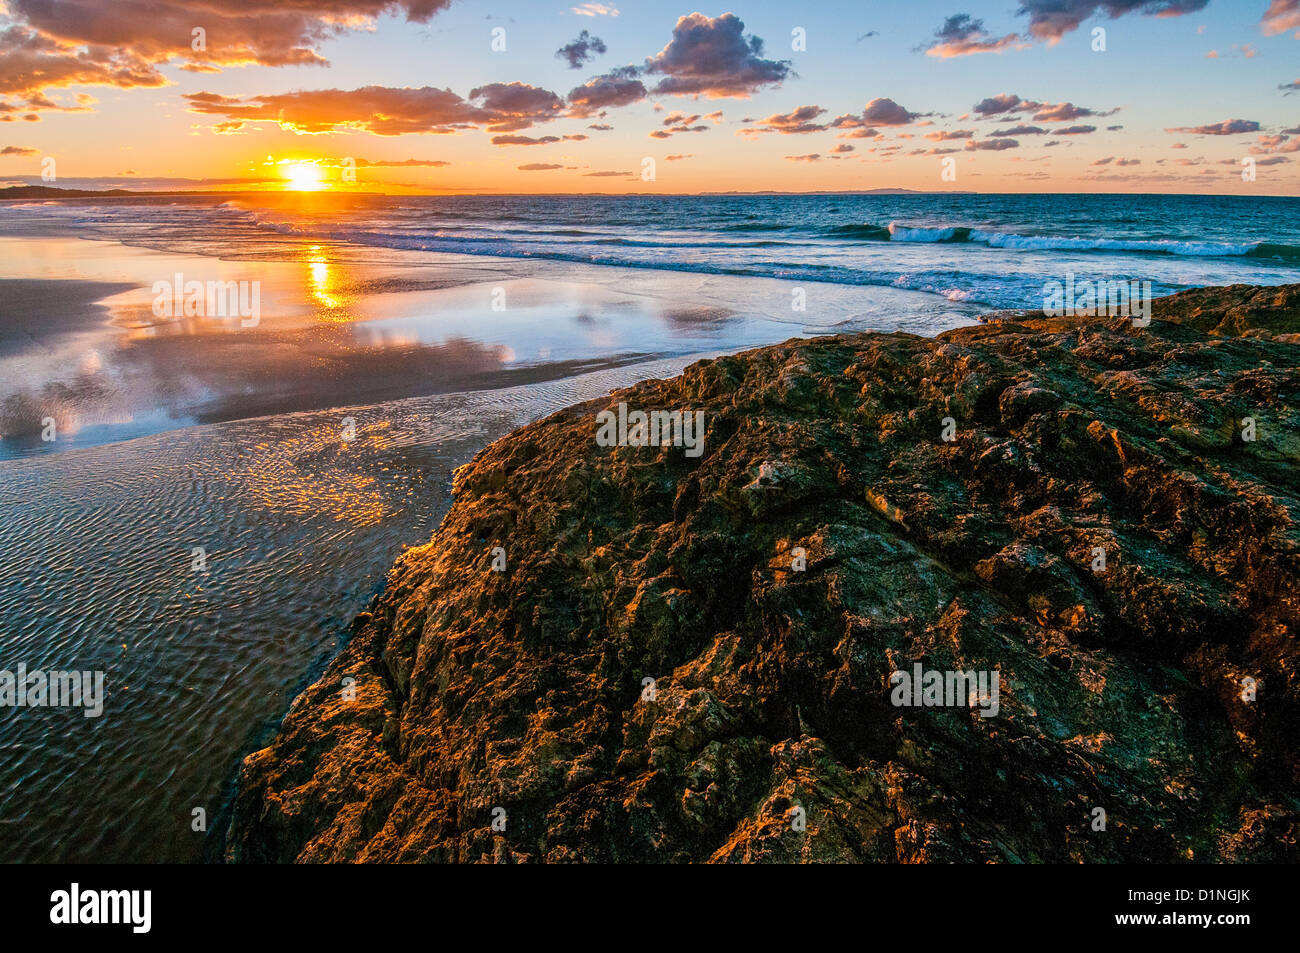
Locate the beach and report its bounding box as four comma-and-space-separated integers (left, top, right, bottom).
0, 205, 978, 861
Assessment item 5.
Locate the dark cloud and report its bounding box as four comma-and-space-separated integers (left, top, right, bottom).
556, 30, 607, 69
1051, 124, 1097, 135
184, 82, 565, 136
971, 93, 1112, 124
830, 97, 920, 139
1280, 79, 1300, 94
1164, 119, 1261, 135
567, 66, 646, 115
491, 133, 587, 146
468, 82, 566, 131
1032, 102, 1099, 122
517, 163, 562, 171
644, 13, 791, 98
966, 138, 1019, 150
973, 93, 1035, 116
739, 104, 827, 136
0, 1, 456, 113
924, 128, 973, 141
920, 14, 1021, 57
991, 124, 1046, 136
1015, 1, 1209, 43
0, 144, 38, 155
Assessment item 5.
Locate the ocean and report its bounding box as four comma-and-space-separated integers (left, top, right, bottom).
9, 191, 1299, 310
1, 191, 1298, 862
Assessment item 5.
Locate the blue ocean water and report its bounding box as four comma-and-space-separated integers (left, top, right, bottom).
10, 191, 1297, 311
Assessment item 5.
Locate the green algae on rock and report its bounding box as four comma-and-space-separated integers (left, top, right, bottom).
226, 283, 1300, 863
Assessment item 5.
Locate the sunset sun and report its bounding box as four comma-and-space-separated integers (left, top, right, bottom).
283, 162, 324, 192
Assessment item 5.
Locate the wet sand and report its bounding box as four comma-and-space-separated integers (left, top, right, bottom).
0, 236, 974, 457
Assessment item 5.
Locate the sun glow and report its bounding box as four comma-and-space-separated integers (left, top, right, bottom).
284, 161, 325, 191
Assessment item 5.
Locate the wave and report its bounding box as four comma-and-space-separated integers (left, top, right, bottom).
1248, 242, 1300, 263
822, 223, 892, 241
888, 223, 973, 244
816, 220, 1300, 260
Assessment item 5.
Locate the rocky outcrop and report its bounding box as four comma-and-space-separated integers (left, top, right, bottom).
226, 283, 1300, 863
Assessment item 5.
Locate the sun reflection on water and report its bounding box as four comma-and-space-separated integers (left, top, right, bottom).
305, 245, 354, 319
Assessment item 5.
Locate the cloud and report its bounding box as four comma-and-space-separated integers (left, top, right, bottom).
1261, 0, 1300, 36
966, 138, 1019, 150
924, 129, 973, 140
567, 66, 647, 115
1249, 134, 1300, 154
973, 93, 1036, 116
920, 14, 1022, 57
1051, 124, 1096, 135
518, 163, 562, 171
830, 143, 855, 153
784, 153, 821, 161
0, 0, 456, 113
1032, 102, 1102, 122
650, 110, 717, 138
571, 3, 619, 16
665, 153, 692, 160
861, 97, 923, 125
184, 82, 565, 136
556, 30, 607, 69
1016, 1, 1209, 44
587, 122, 614, 130
1280, 79, 1300, 95
971, 93, 1112, 123
351, 157, 451, 167
830, 97, 920, 139
643, 13, 791, 98
990, 124, 1046, 136
469, 82, 567, 131
491, 133, 587, 146
584, 169, 633, 176
649, 125, 707, 139
740, 104, 827, 136
1164, 119, 1261, 135
0, 144, 38, 156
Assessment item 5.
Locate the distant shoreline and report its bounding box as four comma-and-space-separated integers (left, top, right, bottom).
5, 186, 1299, 200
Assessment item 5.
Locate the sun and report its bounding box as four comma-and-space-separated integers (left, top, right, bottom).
283, 161, 325, 192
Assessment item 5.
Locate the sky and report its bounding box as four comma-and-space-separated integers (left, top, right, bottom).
0, 0, 1297, 194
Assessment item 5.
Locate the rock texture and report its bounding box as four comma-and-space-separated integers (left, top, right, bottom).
226, 283, 1300, 863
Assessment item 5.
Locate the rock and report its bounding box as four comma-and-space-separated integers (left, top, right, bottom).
226, 284, 1300, 863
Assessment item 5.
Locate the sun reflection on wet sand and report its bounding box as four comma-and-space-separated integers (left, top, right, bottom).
240, 418, 399, 526
305, 245, 354, 319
